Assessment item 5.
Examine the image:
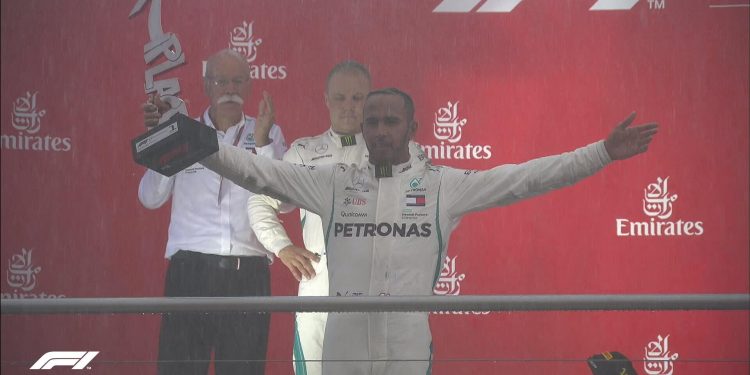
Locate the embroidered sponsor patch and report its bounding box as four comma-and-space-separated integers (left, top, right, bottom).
405, 194, 426, 207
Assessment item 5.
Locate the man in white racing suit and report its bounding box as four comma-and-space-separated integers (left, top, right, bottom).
248, 62, 428, 375
249, 61, 368, 375
198, 88, 659, 375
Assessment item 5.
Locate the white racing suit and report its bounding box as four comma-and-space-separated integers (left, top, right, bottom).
248, 129, 426, 375
202, 140, 612, 375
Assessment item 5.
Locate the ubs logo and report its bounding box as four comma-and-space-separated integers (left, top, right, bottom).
344, 196, 367, 206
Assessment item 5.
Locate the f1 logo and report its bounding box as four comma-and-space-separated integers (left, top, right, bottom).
30, 351, 99, 370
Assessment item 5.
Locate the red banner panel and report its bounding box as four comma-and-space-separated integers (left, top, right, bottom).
2, 1, 747, 374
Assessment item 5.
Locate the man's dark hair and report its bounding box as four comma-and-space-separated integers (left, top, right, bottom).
326, 60, 371, 93
366, 88, 415, 122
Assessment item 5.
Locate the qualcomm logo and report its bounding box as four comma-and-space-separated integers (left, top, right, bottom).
228, 20, 288, 80
2, 248, 65, 299
616, 177, 704, 237
422, 100, 492, 160
432, 255, 489, 315
433, 0, 641, 13
30, 351, 99, 370
1, 91, 72, 152
643, 334, 679, 375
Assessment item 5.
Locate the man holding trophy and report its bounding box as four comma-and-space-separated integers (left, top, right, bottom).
138, 49, 287, 375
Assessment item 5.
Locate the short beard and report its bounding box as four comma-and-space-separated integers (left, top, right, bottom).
369, 133, 412, 166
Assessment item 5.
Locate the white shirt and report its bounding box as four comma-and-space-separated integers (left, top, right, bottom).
138, 108, 287, 259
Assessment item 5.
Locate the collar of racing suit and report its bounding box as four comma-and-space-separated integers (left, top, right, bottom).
327, 128, 363, 148
370, 156, 415, 179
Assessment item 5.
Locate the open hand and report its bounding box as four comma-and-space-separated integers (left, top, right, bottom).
604, 112, 659, 160
255, 91, 274, 146
278, 245, 320, 281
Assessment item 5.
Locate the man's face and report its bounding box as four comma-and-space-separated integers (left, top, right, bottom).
362, 94, 415, 165
204, 56, 252, 117
325, 71, 370, 134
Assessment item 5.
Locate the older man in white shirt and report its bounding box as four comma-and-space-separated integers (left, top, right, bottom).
138, 49, 286, 375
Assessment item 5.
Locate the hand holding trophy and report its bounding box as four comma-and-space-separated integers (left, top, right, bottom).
131, 94, 218, 177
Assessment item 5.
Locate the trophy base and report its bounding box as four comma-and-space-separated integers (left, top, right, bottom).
131, 113, 218, 177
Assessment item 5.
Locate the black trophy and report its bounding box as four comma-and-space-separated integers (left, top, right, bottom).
131, 112, 218, 177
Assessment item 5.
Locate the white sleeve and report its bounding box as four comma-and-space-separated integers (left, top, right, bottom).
248, 147, 302, 256
137, 169, 175, 209
248, 194, 295, 256
202, 143, 332, 216
445, 140, 612, 218
255, 124, 287, 160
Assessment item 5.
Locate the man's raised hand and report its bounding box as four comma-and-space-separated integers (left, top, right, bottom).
255, 91, 274, 147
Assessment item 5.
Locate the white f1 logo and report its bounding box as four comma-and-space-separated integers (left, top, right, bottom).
30, 351, 99, 370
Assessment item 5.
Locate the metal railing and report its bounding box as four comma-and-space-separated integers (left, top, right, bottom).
2, 294, 748, 314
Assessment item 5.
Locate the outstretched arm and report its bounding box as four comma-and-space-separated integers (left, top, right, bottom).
201, 143, 332, 216
445, 112, 659, 218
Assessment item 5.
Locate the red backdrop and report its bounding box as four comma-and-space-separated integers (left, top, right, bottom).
2, 0, 748, 374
